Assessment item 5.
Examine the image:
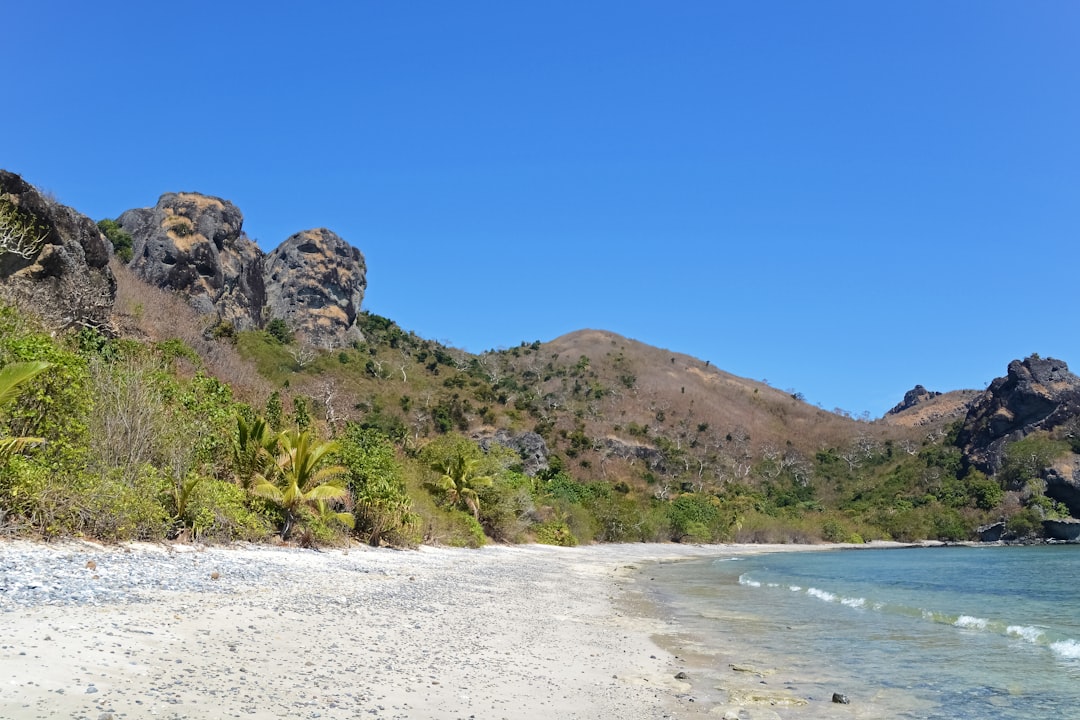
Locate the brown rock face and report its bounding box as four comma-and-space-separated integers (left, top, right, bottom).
0, 170, 116, 330
264, 228, 366, 347
119, 193, 265, 330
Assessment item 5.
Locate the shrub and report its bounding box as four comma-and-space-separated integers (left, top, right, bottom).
1000, 433, 1071, 489
265, 318, 293, 345
97, 219, 133, 263
668, 493, 724, 542
1005, 508, 1044, 539
477, 473, 535, 542
534, 521, 577, 546
179, 476, 270, 542
338, 425, 417, 547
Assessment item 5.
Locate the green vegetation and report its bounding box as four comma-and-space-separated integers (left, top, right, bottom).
252, 428, 352, 539
97, 219, 134, 263
0, 295, 1075, 548
0, 361, 50, 460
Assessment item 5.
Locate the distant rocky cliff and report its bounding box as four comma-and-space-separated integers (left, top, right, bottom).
0, 170, 115, 330
118, 192, 366, 347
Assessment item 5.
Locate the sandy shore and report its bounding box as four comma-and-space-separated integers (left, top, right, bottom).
0, 540, 857, 720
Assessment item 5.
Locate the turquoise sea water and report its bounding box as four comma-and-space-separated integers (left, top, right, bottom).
646, 545, 1080, 719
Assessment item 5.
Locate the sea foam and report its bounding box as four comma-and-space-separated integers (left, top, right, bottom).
954, 615, 989, 630
738, 574, 761, 588
1050, 639, 1080, 660
806, 588, 835, 602
1007, 625, 1045, 644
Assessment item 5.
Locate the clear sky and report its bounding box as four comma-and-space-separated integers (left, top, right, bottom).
4, 2, 1078, 418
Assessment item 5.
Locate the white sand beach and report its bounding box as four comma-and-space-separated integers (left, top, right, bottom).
0, 541, 866, 720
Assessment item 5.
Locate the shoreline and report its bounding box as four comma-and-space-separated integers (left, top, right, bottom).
0, 540, 894, 719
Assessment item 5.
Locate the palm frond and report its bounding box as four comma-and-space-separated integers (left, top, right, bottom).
0, 361, 51, 407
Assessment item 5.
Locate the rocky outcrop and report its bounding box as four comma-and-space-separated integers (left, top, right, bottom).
956, 356, 1080, 517
264, 229, 366, 348
476, 429, 550, 476
602, 436, 667, 474
1042, 518, 1080, 542
0, 170, 115, 330
117, 193, 367, 347
887, 385, 941, 416
119, 193, 265, 330
957, 356, 1080, 474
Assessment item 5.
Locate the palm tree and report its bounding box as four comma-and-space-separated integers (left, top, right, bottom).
231, 414, 278, 491
428, 454, 493, 520
0, 361, 50, 461
252, 428, 351, 539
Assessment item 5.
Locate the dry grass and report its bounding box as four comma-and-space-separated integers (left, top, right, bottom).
111, 260, 272, 404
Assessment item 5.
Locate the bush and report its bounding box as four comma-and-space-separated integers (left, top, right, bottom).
1000, 433, 1071, 489
668, 493, 724, 542
265, 318, 293, 345
180, 476, 270, 542
534, 521, 577, 546
97, 219, 134, 263
1006, 508, 1044, 539
338, 425, 417, 547
478, 473, 535, 542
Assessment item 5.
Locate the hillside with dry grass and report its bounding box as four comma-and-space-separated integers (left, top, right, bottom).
5, 169, 1075, 549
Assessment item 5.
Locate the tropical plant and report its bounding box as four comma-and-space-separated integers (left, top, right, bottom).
231, 414, 277, 490
0, 361, 51, 461
427, 453, 493, 520
337, 424, 417, 546
252, 428, 351, 539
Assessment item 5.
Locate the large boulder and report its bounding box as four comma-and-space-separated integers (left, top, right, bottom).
119, 192, 265, 330
0, 170, 115, 330
264, 228, 366, 348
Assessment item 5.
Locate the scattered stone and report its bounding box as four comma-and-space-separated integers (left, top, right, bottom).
86, 560, 97, 571
85, 685, 98, 694
674, 671, 689, 680
832, 692, 850, 704
210, 571, 221, 580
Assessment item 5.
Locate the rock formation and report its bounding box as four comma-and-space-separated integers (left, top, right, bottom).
264, 228, 366, 348
476, 429, 550, 476
956, 355, 1080, 516
119, 192, 264, 330
886, 385, 941, 416
117, 193, 366, 347
0, 170, 115, 330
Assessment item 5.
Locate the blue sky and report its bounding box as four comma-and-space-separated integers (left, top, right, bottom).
4, 2, 1078, 417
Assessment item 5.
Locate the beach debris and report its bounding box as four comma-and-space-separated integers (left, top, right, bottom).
85, 560, 97, 571
832, 692, 850, 704
675, 671, 690, 680
210, 571, 221, 580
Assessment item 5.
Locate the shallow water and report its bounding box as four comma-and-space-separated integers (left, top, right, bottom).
645, 545, 1080, 719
